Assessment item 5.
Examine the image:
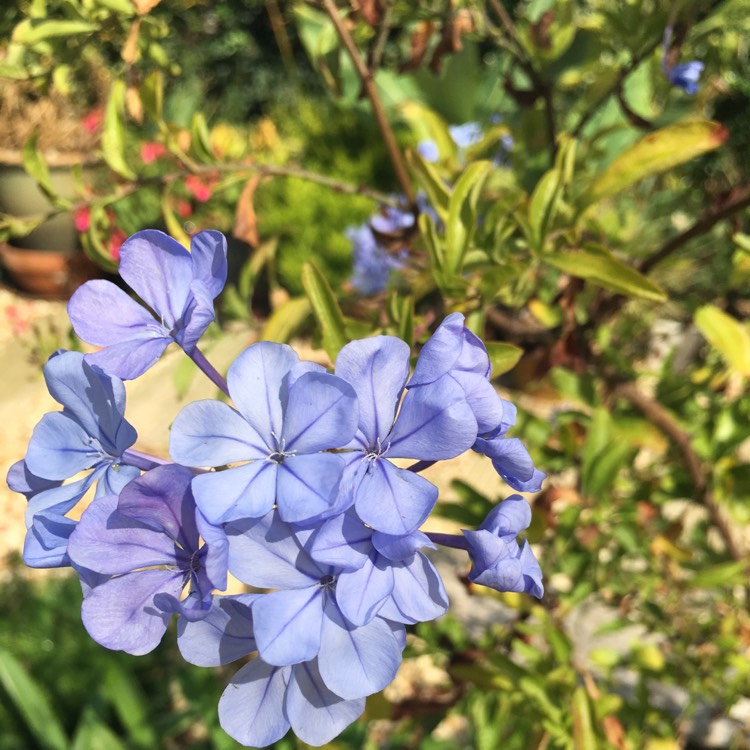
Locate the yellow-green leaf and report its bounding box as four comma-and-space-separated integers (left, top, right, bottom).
406, 149, 450, 223
12, 19, 98, 45
545, 248, 667, 301
695, 305, 750, 376
102, 81, 136, 180
300, 261, 349, 360
528, 168, 561, 251
21, 132, 56, 204
582, 121, 728, 207
571, 687, 597, 750
261, 297, 311, 344
486, 342, 523, 376
444, 160, 492, 275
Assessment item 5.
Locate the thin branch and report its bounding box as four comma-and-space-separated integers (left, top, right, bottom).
639, 184, 750, 275
612, 381, 744, 562
368, 0, 394, 73
320, 0, 416, 207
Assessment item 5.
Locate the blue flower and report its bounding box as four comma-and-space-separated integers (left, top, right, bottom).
348, 224, 404, 295
449, 121, 484, 149
67, 464, 228, 655
334, 335, 478, 535
17, 351, 140, 566
665, 60, 704, 95
662, 27, 704, 95
169, 341, 359, 525
463, 495, 543, 597
417, 139, 440, 162
68, 229, 227, 380
409, 313, 546, 492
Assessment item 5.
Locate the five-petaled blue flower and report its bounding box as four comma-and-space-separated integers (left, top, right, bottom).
69, 229, 227, 379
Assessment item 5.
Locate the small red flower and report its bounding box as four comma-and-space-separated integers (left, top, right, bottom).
176, 199, 193, 219
108, 227, 127, 262
140, 141, 167, 165
185, 174, 213, 202
74, 206, 91, 233
82, 108, 104, 135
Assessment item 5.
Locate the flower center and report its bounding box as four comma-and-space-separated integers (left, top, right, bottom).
267, 434, 295, 464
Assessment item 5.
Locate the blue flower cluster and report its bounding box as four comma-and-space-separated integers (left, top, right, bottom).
8, 229, 545, 747
662, 26, 704, 95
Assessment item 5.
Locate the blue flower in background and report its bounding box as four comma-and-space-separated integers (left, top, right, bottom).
417, 139, 440, 162
348, 224, 404, 295
69, 229, 228, 380
463, 494, 543, 597
665, 60, 704, 95
449, 121, 484, 149
662, 26, 704, 95
67, 464, 228, 655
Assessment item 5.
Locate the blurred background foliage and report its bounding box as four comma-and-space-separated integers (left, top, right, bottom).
2, 0, 750, 748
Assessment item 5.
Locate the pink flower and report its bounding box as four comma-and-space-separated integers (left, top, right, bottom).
176, 199, 193, 219
82, 109, 104, 135
74, 207, 91, 233
140, 142, 167, 164
185, 174, 213, 202
108, 227, 127, 262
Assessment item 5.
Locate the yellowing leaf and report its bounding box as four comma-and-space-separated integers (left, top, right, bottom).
695, 305, 750, 376
545, 248, 666, 301
583, 121, 728, 207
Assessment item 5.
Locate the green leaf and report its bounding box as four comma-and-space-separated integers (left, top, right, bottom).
444, 160, 492, 276
103, 666, 158, 748
71, 705, 128, 750
544, 248, 667, 301
190, 112, 215, 163
160, 193, 190, 248
694, 305, 750, 376
419, 212, 446, 285
582, 440, 632, 498
527, 168, 562, 251
261, 297, 311, 344
21, 132, 57, 205
582, 121, 728, 207
690, 559, 748, 587
102, 81, 136, 180
485, 342, 523, 376
571, 687, 597, 750
140, 70, 164, 122
301, 261, 349, 360
406, 149, 450, 223
0, 648, 68, 750
12, 19, 98, 45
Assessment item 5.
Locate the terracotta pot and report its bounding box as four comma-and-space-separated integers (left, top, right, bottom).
0, 241, 99, 299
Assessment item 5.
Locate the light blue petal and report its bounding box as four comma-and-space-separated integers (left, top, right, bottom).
450, 371, 508, 434
99, 463, 140, 497
68, 494, 181, 575
226, 511, 323, 589
84, 336, 172, 381
307, 513, 372, 571
335, 336, 410, 445
318, 600, 402, 699
286, 660, 365, 746
519, 541, 544, 598
177, 594, 258, 666
191, 461, 277, 525
117, 464, 197, 546
118, 230, 193, 328
354, 459, 437, 536
252, 587, 324, 666
336, 553, 394, 627
196, 509, 229, 592
81, 568, 182, 654
371, 529, 436, 561
227, 342, 299, 443
170, 400, 268, 466
190, 230, 228, 299
67, 279, 162, 347
479, 495, 531, 535
408, 312, 464, 385
25, 475, 92, 526
276, 453, 345, 524
282, 372, 358, 453
26, 411, 99, 480
23, 512, 76, 568
219, 659, 291, 748
382, 552, 448, 624
177, 280, 215, 353
387, 377, 477, 460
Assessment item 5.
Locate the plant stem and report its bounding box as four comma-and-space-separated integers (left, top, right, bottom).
425, 531, 469, 551
187, 346, 229, 395
321, 0, 416, 208
407, 460, 435, 473
122, 448, 170, 471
